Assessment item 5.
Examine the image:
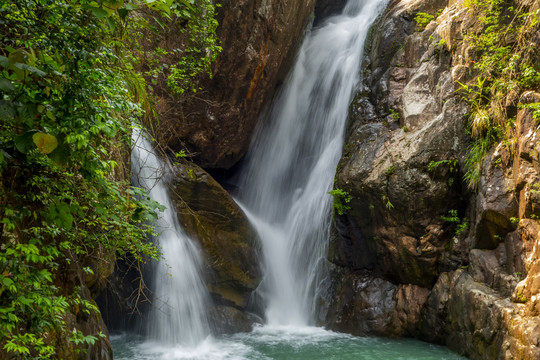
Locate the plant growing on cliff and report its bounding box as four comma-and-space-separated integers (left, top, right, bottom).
414, 12, 435, 30
167, 0, 222, 94
441, 210, 469, 236
329, 188, 352, 215
459, 0, 540, 190
0, 0, 219, 357
428, 158, 459, 187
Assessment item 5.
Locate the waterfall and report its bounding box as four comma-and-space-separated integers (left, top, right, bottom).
131, 129, 210, 346
237, 0, 388, 326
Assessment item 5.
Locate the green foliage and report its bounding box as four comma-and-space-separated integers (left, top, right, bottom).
389, 108, 400, 121
428, 159, 459, 173
0, 0, 219, 357
380, 194, 394, 210
428, 158, 459, 187
385, 165, 396, 177
329, 188, 352, 215
441, 210, 469, 236
441, 209, 460, 223
459, 0, 540, 190
168, 0, 222, 94
414, 12, 435, 30
518, 102, 540, 122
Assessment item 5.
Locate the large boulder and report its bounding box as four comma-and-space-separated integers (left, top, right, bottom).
326, 269, 429, 337
169, 160, 261, 319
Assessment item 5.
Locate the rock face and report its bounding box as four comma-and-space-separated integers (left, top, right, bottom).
169, 160, 262, 331
326, 268, 429, 337
56, 254, 115, 360
333, 0, 466, 289
328, 0, 540, 359
154, 0, 317, 169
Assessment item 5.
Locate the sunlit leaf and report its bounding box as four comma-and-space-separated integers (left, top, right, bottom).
33, 133, 58, 155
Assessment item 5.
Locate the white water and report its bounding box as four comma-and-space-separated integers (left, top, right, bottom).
131, 129, 211, 347
112, 325, 467, 360
237, 0, 388, 326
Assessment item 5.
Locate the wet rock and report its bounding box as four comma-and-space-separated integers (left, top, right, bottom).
326, 270, 428, 337
314, 0, 348, 25
474, 150, 519, 250
209, 305, 262, 335
421, 269, 540, 360
469, 245, 518, 297
334, 0, 471, 288
169, 160, 261, 310
513, 220, 540, 315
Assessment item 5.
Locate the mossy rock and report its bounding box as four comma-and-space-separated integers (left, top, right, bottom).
169, 160, 261, 308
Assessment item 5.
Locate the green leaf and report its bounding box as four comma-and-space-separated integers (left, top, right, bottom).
0, 56, 9, 68
0, 100, 16, 121
48, 143, 69, 166
118, 8, 129, 19
17, 102, 38, 122
0, 78, 15, 92
13, 63, 47, 77
88, 6, 109, 19
2, 277, 14, 288
33, 133, 58, 155
14, 132, 37, 154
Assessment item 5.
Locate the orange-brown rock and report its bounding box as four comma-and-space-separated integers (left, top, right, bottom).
153, 0, 316, 169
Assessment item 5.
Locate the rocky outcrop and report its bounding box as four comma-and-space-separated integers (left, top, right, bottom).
326, 268, 429, 337
333, 0, 466, 289
169, 160, 262, 331
153, 0, 317, 169
328, 0, 540, 359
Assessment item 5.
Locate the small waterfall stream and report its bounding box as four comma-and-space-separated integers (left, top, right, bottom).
131, 129, 211, 347
237, 0, 388, 326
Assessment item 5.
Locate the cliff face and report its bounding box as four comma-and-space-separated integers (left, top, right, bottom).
328, 0, 540, 358
153, 0, 316, 169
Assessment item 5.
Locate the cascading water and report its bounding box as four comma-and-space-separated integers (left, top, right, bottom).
237, 0, 388, 326
131, 129, 210, 347
113, 2, 468, 358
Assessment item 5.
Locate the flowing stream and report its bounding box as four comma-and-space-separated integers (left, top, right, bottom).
236, 0, 387, 326
114, 1, 467, 359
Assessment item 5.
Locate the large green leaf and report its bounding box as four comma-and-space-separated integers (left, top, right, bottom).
48, 143, 69, 166
0, 78, 15, 92
33, 133, 58, 155
14, 131, 37, 154
0, 56, 9, 68
13, 63, 47, 77
0, 100, 16, 121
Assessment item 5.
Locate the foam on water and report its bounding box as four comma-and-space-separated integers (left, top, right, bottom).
112, 328, 467, 360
